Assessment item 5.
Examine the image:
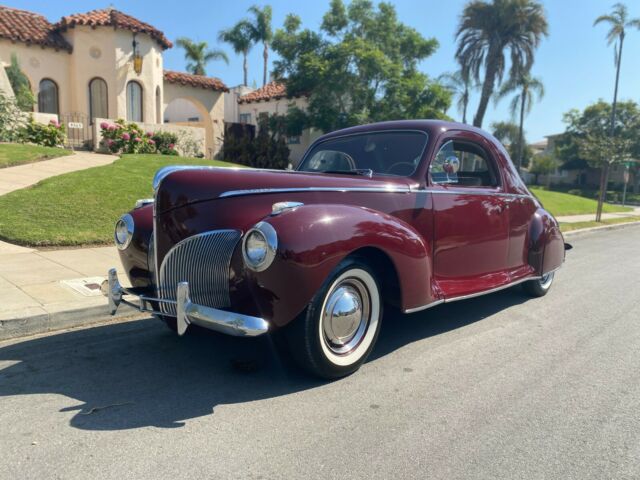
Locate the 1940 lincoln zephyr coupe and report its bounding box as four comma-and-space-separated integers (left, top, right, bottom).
105, 120, 567, 379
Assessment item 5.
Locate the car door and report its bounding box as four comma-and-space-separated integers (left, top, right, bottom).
429, 134, 511, 299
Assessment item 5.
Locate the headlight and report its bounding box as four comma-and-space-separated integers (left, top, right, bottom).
242, 222, 277, 272
114, 214, 134, 250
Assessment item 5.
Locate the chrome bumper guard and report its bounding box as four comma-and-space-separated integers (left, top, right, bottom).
104, 268, 269, 337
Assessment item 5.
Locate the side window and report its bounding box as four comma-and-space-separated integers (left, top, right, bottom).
430, 140, 499, 187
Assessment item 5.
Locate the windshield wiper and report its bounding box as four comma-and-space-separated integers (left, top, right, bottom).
321, 168, 373, 178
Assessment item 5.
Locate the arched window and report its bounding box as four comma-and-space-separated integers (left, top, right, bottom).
38, 79, 58, 115
126, 81, 143, 122
155, 86, 162, 124
89, 78, 108, 122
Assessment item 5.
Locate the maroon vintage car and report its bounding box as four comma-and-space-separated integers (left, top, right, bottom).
105, 120, 566, 378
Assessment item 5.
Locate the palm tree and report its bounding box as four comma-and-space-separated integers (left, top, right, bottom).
247, 5, 273, 86
495, 72, 544, 172
593, 2, 640, 221
455, 0, 548, 128
219, 21, 254, 87
175, 37, 228, 76
439, 69, 474, 123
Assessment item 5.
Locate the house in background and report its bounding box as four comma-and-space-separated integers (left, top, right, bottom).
529, 133, 637, 190
0, 5, 227, 156
237, 81, 320, 165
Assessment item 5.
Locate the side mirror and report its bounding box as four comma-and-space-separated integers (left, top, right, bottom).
443, 155, 460, 174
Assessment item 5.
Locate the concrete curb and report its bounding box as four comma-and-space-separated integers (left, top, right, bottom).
563, 220, 640, 238
0, 302, 145, 341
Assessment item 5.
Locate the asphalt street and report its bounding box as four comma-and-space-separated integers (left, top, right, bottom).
1, 226, 639, 479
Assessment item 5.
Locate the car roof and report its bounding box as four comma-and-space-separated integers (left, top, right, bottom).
316, 119, 491, 142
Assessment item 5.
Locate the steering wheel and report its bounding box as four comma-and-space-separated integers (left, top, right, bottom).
385, 162, 416, 176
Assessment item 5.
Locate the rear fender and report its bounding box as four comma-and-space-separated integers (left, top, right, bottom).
528, 209, 565, 275
247, 204, 433, 327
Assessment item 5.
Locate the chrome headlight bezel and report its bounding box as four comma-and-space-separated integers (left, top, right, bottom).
242, 222, 278, 272
114, 214, 134, 250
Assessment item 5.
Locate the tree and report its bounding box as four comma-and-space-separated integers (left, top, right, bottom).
271, 0, 451, 133
247, 5, 273, 86
439, 69, 474, 123
219, 20, 254, 86
491, 120, 532, 168
593, 2, 640, 221
529, 153, 558, 187
5, 54, 34, 111
455, 0, 548, 128
561, 100, 640, 215
495, 72, 544, 172
175, 37, 228, 76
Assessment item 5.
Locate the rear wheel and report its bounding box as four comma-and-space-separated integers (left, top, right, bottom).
522, 272, 555, 297
285, 258, 382, 379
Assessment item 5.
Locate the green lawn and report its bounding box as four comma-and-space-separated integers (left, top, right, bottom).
530, 187, 632, 217
0, 154, 241, 246
0, 143, 72, 168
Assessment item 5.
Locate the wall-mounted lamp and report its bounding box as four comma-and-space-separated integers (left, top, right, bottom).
132, 33, 143, 75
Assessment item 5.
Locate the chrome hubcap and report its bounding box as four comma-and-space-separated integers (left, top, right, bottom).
322, 278, 370, 355
539, 272, 554, 289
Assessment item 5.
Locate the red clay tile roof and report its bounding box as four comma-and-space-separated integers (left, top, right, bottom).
0, 5, 71, 52
238, 82, 289, 104
163, 70, 229, 92
55, 8, 172, 50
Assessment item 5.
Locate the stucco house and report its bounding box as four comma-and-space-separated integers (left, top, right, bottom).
0, 5, 228, 156
237, 81, 320, 165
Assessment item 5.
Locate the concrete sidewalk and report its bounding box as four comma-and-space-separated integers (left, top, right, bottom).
0, 240, 133, 338
556, 206, 640, 223
0, 150, 118, 196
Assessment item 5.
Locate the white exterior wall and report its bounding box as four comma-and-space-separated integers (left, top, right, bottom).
163, 82, 225, 158
224, 85, 253, 123
0, 38, 71, 113
164, 98, 201, 122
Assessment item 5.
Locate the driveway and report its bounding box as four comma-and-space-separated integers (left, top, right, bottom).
1, 226, 639, 479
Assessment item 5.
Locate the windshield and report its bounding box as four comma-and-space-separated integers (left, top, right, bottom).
297, 131, 428, 177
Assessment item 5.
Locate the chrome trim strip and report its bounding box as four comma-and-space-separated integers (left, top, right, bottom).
404, 299, 444, 314
403, 269, 561, 314
443, 275, 541, 304
419, 188, 532, 199
220, 186, 411, 198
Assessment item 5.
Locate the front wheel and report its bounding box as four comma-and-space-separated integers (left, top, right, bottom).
285, 259, 382, 379
522, 271, 555, 297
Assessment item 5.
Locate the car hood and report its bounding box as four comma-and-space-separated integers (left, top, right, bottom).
154, 166, 412, 213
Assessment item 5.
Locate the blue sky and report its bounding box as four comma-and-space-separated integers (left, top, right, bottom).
7, 0, 640, 141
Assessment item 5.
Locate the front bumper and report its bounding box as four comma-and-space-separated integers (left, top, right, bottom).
104, 268, 269, 337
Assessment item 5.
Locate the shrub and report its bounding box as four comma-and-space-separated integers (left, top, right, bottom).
222, 116, 289, 169
0, 91, 26, 142
175, 130, 203, 158
100, 119, 156, 154
151, 131, 179, 155
20, 119, 66, 147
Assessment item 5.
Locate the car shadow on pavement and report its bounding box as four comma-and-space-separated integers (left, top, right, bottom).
0, 287, 529, 431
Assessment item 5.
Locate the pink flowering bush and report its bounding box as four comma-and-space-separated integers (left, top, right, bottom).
100, 119, 155, 154
19, 118, 66, 147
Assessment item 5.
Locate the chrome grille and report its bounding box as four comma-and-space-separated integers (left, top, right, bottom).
158, 230, 241, 316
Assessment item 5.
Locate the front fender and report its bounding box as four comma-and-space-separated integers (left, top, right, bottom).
246, 204, 433, 327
